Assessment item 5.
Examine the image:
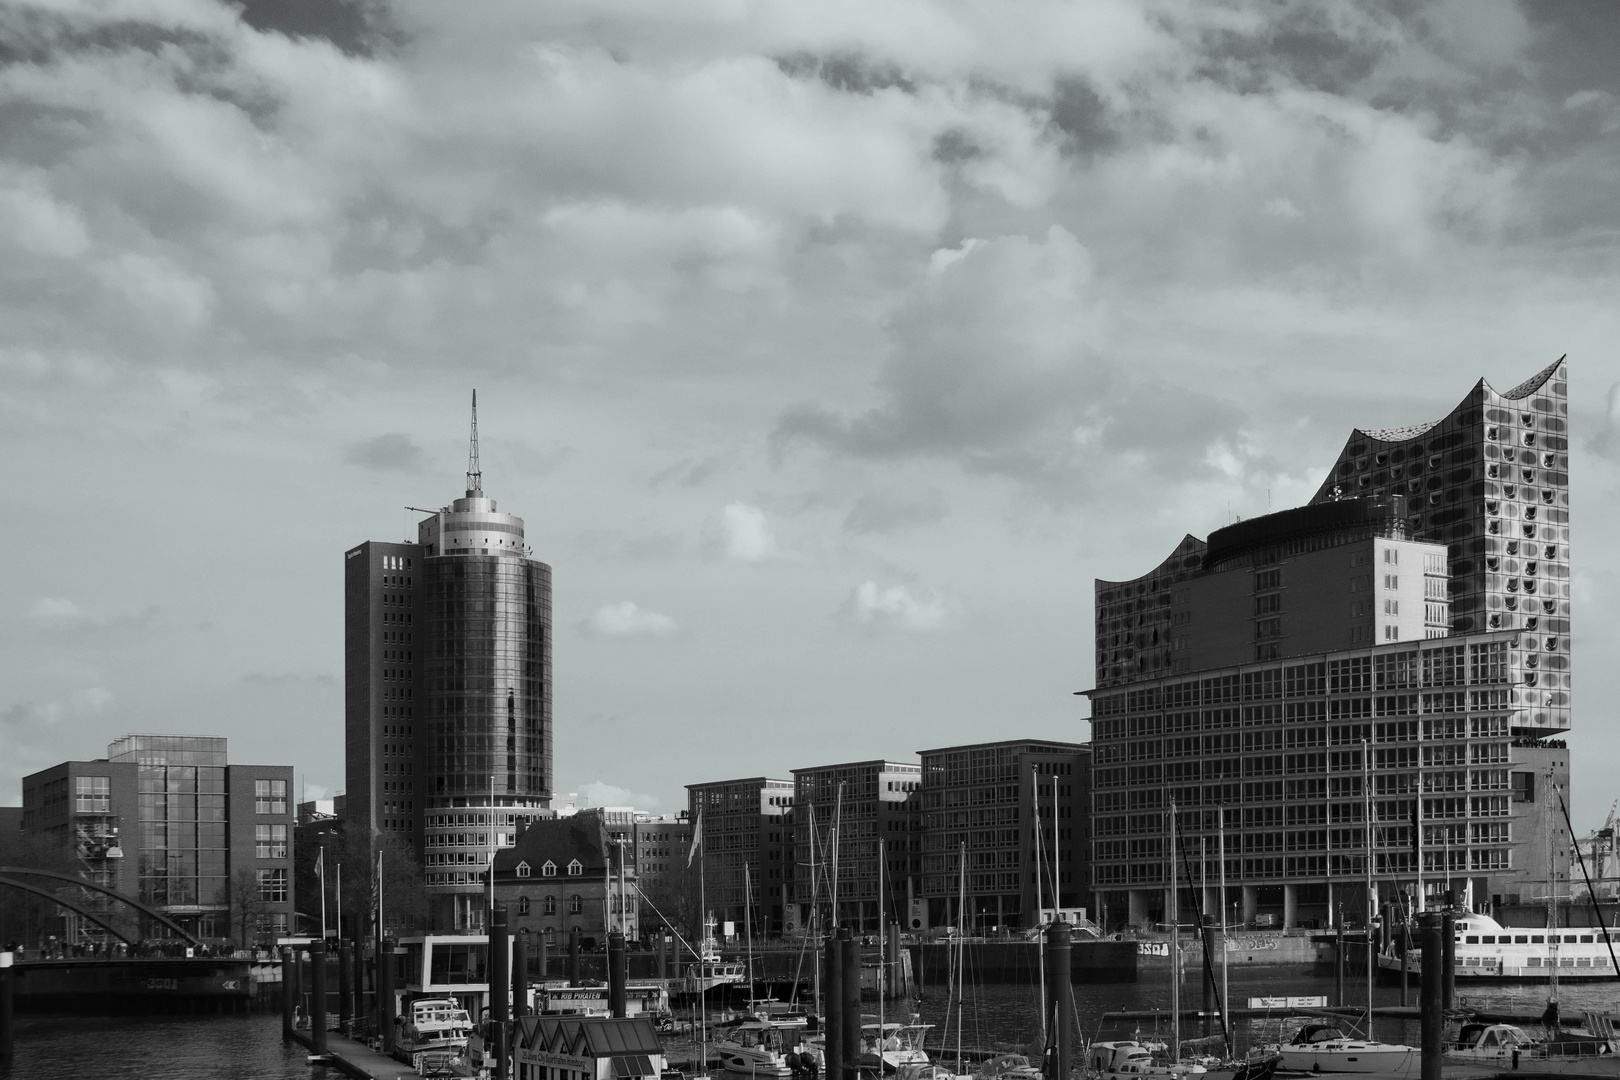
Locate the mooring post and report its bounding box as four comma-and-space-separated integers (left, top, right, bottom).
292, 947, 305, 1030
840, 928, 860, 1080
1419, 911, 1443, 1080
281, 946, 295, 1038
338, 940, 352, 1035
568, 926, 581, 987
656, 932, 667, 982
1441, 910, 1456, 1012
1, 950, 15, 1071
512, 930, 528, 1018
609, 930, 628, 1018
887, 922, 903, 998
1046, 921, 1072, 1080
310, 938, 328, 1056
536, 932, 548, 987
491, 904, 510, 1080
823, 929, 843, 1080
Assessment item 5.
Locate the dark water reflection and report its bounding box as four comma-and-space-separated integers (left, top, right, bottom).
19, 972, 1616, 1077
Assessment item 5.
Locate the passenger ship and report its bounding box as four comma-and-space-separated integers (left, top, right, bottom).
1379, 912, 1619, 982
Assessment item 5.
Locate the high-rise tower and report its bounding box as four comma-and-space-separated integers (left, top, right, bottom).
345, 393, 554, 931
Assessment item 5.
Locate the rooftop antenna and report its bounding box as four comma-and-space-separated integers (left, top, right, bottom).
466, 389, 483, 498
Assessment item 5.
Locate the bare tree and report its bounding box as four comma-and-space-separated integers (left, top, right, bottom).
225, 868, 266, 951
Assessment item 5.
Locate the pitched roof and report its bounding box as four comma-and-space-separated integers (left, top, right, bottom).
493, 815, 611, 877
516, 1015, 664, 1056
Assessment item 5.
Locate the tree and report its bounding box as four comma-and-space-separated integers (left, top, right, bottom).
334, 825, 429, 940
641, 859, 703, 952
224, 868, 266, 950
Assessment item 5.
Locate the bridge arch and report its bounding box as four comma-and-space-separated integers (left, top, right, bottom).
0, 866, 201, 945
0, 873, 140, 945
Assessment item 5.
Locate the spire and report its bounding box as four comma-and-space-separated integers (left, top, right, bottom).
466, 389, 483, 498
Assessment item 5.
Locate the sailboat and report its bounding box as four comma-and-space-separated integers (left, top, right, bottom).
1269, 746, 1416, 1075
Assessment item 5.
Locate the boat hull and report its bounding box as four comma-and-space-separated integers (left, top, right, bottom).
1277, 1046, 1417, 1074
1447, 1052, 1620, 1079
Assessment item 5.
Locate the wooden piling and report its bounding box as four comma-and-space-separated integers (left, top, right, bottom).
310, 938, 328, 1056
1419, 912, 1443, 1080
491, 904, 510, 1080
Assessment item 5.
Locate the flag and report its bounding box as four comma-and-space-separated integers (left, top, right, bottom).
687, 813, 703, 868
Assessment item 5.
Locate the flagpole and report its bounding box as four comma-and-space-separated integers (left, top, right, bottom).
336, 862, 343, 941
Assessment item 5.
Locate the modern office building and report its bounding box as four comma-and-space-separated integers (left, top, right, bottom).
19, 735, 295, 946
789, 759, 921, 934
915, 740, 1090, 933
1085, 360, 1572, 930
686, 777, 794, 936
346, 395, 554, 932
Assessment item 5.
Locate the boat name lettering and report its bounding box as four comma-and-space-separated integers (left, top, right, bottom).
144, 978, 178, 990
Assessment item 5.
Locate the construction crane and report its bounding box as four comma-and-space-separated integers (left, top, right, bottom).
1590, 800, 1618, 897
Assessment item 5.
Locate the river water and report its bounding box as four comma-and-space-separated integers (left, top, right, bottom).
14, 971, 1617, 1078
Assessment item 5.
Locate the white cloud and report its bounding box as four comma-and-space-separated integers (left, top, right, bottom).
586, 601, 679, 637
721, 502, 780, 561
847, 580, 949, 633
28, 597, 88, 627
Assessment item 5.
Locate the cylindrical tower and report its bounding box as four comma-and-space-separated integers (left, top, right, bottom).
414, 404, 553, 931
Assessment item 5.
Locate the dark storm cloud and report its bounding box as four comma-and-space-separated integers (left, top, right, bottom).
234, 0, 396, 57
344, 433, 425, 473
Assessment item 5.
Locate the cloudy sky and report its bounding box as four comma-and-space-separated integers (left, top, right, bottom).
2, 0, 1618, 828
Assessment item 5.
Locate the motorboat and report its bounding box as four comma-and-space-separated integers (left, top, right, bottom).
1086, 1040, 1207, 1079
395, 994, 473, 1056
974, 1053, 1042, 1080
714, 1019, 810, 1078
1381, 912, 1619, 982
860, 1022, 934, 1075
1273, 1022, 1418, 1074
1447, 1021, 1620, 1078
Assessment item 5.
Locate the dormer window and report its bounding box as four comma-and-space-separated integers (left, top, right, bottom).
516, 861, 532, 878
567, 859, 583, 876
542, 860, 558, 877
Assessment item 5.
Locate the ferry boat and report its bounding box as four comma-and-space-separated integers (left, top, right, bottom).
532, 980, 673, 1028
683, 951, 748, 997
1447, 1022, 1620, 1078
395, 994, 474, 1056
1380, 912, 1619, 982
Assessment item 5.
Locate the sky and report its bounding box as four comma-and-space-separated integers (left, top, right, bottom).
1, 0, 1618, 829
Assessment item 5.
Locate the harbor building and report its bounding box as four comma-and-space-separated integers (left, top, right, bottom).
345, 394, 554, 932
1085, 360, 1572, 931
492, 813, 637, 950
630, 811, 693, 937
789, 759, 921, 934
685, 777, 794, 937
916, 740, 1091, 933
19, 735, 295, 946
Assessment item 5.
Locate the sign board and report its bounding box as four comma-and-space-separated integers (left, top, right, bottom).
1247, 996, 1329, 1009
908, 898, 927, 932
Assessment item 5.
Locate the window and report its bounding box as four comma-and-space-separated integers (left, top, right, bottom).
569, 894, 583, 914
74, 776, 110, 814
518, 896, 530, 915
255, 779, 288, 815
567, 859, 583, 876
258, 868, 288, 903
542, 860, 557, 877
544, 895, 557, 915
255, 824, 287, 859
516, 861, 532, 878
1384, 574, 1399, 590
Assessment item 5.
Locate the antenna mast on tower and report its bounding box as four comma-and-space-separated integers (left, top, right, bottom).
466, 389, 483, 497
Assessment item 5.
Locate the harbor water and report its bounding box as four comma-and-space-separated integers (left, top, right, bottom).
13, 970, 1618, 1077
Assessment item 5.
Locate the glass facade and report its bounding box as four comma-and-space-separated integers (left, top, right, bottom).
422, 554, 550, 800
136, 762, 228, 909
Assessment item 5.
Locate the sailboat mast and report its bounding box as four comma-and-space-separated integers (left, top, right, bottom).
809, 801, 820, 1022
1170, 800, 1180, 1065
1033, 768, 1048, 1050
1052, 771, 1061, 915
699, 813, 707, 1077
946, 841, 959, 1075
1218, 815, 1228, 1057
878, 836, 885, 1039
832, 782, 844, 933
745, 863, 754, 1006
1363, 739, 1373, 1041
1547, 769, 1560, 1008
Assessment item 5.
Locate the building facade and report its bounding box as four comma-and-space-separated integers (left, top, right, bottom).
916, 740, 1090, 933
345, 395, 554, 931
686, 777, 794, 937
493, 814, 636, 952
19, 735, 295, 946
1086, 361, 1572, 931
790, 760, 921, 934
